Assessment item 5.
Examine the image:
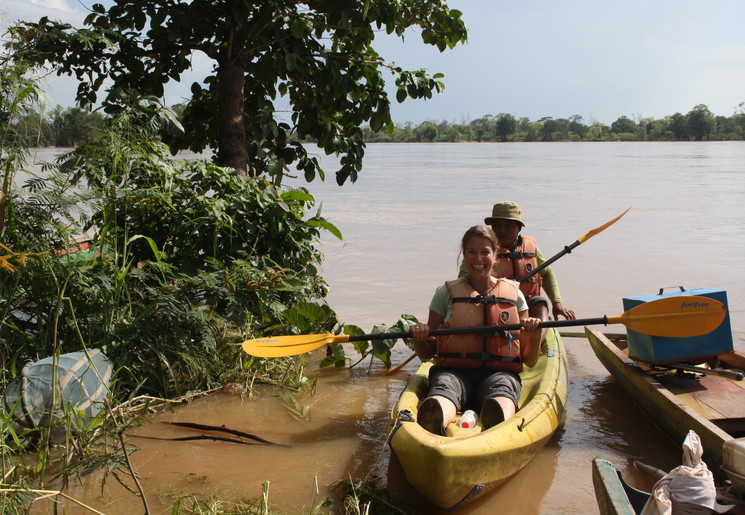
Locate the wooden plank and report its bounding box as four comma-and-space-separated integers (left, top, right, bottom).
592, 458, 636, 515
659, 372, 745, 420
676, 392, 725, 420
717, 351, 745, 370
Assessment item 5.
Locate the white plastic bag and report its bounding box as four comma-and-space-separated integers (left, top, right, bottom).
641, 430, 732, 515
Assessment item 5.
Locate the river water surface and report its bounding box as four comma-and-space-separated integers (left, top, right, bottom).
24, 142, 745, 513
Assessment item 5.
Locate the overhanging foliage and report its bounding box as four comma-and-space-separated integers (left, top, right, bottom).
8, 0, 467, 183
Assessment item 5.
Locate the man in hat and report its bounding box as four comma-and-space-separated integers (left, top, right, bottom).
485, 201, 575, 322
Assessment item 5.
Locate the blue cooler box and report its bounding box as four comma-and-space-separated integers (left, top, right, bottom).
623, 287, 732, 364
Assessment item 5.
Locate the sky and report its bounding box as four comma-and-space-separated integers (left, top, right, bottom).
2, 0, 744, 125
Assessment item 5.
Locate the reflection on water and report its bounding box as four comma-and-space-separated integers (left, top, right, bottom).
21, 142, 745, 513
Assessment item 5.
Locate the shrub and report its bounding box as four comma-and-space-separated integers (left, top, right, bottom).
2, 98, 341, 397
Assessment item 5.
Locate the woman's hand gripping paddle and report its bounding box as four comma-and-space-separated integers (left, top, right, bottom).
241, 295, 726, 358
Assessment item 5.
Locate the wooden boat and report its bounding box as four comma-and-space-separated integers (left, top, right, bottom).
592, 457, 652, 515
386, 327, 568, 510
586, 327, 745, 487
592, 455, 745, 515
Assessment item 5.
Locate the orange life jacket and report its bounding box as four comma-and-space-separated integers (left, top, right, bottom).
492, 235, 542, 299
435, 277, 522, 372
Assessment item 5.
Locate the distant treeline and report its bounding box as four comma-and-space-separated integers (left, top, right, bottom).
8, 105, 106, 148
361, 103, 745, 143
9, 102, 744, 148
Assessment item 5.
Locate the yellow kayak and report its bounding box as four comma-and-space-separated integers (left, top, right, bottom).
386, 327, 568, 510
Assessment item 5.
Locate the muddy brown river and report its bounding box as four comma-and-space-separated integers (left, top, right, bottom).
25, 142, 745, 513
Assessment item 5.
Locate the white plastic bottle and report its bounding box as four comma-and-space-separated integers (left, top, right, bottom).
459, 410, 477, 428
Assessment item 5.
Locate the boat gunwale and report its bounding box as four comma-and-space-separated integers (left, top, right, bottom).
591, 457, 639, 515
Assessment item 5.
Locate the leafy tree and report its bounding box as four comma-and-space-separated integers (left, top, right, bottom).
584, 122, 609, 141
686, 104, 714, 141
539, 117, 560, 141
495, 113, 516, 142
8, 0, 467, 184
632, 116, 648, 141
567, 114, 586, 140
514, 117, 531, 139
394, 121, 416, 142
9, 109, 53, 147
3, 98, 342, 395
610, 115, 637, 134
668, 112, 689, 140
414, 121, 438, 142
648, 118, 672, 140
731, 115, 745, 140
436, 119, 451, 135
359, 107, 743, 143
712, 115, 730, 139
524, 120, 543, 142
729, 103, 745, 140
470, 115, 493, 142
554, 118, 571, 140
49, 106, 105, 147
443, 125, 463, 141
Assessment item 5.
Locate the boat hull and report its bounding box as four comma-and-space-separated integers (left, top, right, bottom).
586, 327, 745, 479
386, 328, 568, 510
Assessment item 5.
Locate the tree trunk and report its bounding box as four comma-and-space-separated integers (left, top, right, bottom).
217, 16, 248, 176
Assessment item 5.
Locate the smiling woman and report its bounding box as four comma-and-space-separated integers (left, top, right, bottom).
409, 225, 541, 439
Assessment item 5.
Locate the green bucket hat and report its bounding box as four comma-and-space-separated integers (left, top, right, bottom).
484, 201, 525, 227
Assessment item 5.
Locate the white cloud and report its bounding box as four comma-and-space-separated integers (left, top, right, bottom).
1, 0, 87, 26
28, 0, 76, 14
705, 45, 745, 64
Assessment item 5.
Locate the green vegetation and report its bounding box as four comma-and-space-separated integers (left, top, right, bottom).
362, 105, 745, 142
7, 105, 105, 148
3, 97, 343, 397
1, 85, 345, 512
1, 80, 413, 515
8, 0, 467, 183
2, 1, 465, 510
10, 102, 745, 150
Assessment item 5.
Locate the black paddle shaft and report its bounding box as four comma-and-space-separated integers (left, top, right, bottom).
664, 363, 744, 381
346, 316, 609, 342
517, 240, 581, 283
516, 207, 631, 283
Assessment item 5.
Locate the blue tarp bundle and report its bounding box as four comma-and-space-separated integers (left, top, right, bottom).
2, 349, 112, 440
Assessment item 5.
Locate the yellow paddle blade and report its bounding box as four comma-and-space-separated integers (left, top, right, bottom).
242, 333, 351, 358
577, 206, 632, 244
608, 295, 726, 337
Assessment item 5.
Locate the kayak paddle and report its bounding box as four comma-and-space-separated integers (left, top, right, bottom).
385, 352, 417, 375
242, 295, 725, 358
518, 207, 631, 283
